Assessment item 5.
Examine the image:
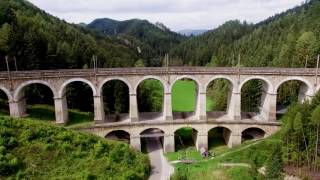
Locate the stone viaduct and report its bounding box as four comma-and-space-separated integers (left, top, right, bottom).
0, 67, 318, 152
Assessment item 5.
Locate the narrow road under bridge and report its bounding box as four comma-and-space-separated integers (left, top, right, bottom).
146, 137, 174, 180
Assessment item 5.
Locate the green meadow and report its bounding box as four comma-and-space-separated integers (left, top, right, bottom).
172, 80, 214, 112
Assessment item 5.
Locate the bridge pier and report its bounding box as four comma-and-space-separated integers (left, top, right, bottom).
129, 94, 139, 122
164, 93, 173, 121
196, 134, 208, 150
94, 96, 105, 124
260, 92, 277, 122
163, 135, 175, 153
227, 91, 241, 120
230, 134, 242, 148
54, 97, 68, 124
9, 98, 27, 118
198, 92, 207, 121
130, 136, 141, 151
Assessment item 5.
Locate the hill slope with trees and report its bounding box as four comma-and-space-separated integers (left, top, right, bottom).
0, 117, 149, 179
170, 0, 320, 68
87, 18, 186, 66
0, 0, 143, 70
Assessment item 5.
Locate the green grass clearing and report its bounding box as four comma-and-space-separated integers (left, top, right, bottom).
172, 80, 214, 112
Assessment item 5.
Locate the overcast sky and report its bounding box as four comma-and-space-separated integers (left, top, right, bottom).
28, 0, 303, 31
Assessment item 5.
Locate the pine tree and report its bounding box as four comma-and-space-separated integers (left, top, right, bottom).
266, 143, 283, 180
311, 105, 320, 170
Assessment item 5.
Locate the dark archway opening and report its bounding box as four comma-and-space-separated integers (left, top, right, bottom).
208, 127, 231, 154
241, 79, 268, 121
140, 128, 164, 153
172, 78, 198, 120
105, 130, 130, 144
206, 79, 232, 120
102, 80, 129, 122
276, 80, 309, 119
174, 127, 198, 151
241, 128, 265, 142
137, 79, 164, 121
65, 82, 94, 124
24, 84, 55, 121
0, 90, 9, 115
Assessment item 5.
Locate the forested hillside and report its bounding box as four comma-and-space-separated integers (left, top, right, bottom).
171, 0, 320, 67
0, 117, 149, 179
0, 0, 142, 71
88, 18, 186, 66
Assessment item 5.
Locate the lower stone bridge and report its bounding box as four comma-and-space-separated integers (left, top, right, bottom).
83, 120, 280, 152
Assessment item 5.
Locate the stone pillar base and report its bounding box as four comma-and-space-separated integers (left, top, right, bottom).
54, 97, 68, 125
131, 117, 139, 122
164, 135, 175, 153
196, 134, 208, 150
93, 96, 105, 124
228, 135, 242, 148
130, 137, 141, 151
165, 116, 173, 121
9, 99, 27, 118
199, 115, 207, 121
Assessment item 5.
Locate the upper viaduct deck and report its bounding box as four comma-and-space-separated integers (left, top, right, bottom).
0, 67, 317, 152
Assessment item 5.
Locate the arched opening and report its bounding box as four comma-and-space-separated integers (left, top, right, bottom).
140, 128, 164, 153
276, 80, 310, 119
63, 81, 94, 124
174, 127, 198, 151
16, 83, 55, 120
206, 78, 233, 120
240, 79, 270, 121
241, 128, 265, 142
102, 80, 129, 123
208, 127, 231, 154
0, 89, 9, 115
172, 78, 199, 120
105, 130, 130, 144
137, 79, 164, 121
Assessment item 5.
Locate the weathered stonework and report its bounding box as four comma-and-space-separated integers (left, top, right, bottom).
0, 67, 317, 151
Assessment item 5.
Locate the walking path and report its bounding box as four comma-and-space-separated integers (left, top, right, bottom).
146, 138, 174, 180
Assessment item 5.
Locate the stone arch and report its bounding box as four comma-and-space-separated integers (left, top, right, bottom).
239, 76, 273, 93
173, 125, 200, 133
14, 80, 56, 101
207, 125, 232, 134
241, 127, 266, 142
59, 78, 97, 97
206, 76, 236, 118
99, 77, 133, 95
275, 77, 313, 96
105, 130, 130, 143
205, 76, 236, 91
139, 127, 166, 136
135, 76, 168, 93
170, 75, 202, 92
208, 126, 233, 148
174, 126, 199, 150
0, 86, 12, 102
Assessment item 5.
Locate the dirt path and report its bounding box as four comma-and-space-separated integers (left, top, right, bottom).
146, 138, 174, 180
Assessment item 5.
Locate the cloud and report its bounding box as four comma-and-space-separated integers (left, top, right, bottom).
28, 0, 303, 31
